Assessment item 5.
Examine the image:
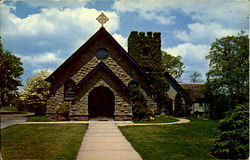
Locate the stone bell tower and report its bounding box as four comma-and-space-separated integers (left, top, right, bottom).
127, 31, 164, 74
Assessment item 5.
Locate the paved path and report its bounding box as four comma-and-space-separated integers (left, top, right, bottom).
76, 121, 142, 160
1, 112, 34, 129
116, 117, 190, 126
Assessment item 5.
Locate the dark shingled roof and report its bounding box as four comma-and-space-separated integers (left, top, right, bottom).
179, 83, 206, 101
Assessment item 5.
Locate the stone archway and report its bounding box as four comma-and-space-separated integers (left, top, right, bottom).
88, 86, 114, 118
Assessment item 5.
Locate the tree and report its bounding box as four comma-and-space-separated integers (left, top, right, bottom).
206, 33, 249, 117
0, 37, 23, 106
190, 71, 203, 83
21, 70, 51, 115
162, 51, 184, 79
211, 103, 249, 159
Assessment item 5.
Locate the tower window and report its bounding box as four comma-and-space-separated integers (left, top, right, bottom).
143, 47, 150, 57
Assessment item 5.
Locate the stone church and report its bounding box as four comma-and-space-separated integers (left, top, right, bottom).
45, 14, 189, 120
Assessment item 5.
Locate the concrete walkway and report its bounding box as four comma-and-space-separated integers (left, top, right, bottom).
116, 117, 190, 126
1, 112, 34, 129
76, 120, 142, 160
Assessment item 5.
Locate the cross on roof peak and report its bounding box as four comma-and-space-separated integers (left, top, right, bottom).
96, 12, 109, 27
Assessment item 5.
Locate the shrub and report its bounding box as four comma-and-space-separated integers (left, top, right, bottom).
174, 92, 184, 116
174, 92, 191, 117
211, 103, 249, 159
129, 86, 152, 121
12, 97, 28, 111
26, 94, 46, 116
56, 102, 70, 120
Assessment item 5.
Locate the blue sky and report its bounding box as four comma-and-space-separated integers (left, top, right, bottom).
1, 0, 248, 87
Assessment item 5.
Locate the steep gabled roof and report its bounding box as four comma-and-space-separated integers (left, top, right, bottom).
75, 61, 130, 92
164, 72, 186, 94
46, 27, 150, 82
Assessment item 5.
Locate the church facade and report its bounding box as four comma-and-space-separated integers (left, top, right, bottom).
46, 27, 159, 121
45, 20, 196, 120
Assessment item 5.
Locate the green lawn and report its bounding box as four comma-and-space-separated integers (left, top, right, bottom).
133, 116, 178, 123
0, 106, 18, 112
119, 118, 218, 160
1, 124, 88, 159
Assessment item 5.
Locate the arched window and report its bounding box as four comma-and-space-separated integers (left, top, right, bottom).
64, 79, 76, 100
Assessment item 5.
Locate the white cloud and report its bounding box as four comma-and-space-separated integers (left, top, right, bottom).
174, 22, 240, 44
113, 0, 248, 28
17, 51, 64, 67
113, 0, 176, 25
1, 5, 119, 39
112, 33, 127, 50
165, 43, 210, 82
1, 3, 120, 75
180, 0, 248, 29
21, 0, 91, 8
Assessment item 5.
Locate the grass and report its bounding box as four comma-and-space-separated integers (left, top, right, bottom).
0, 106, 18, 112
1, 124, 88, 159
133, 116, 178, 123
26, 116, 52, 122
119, 118, 218, 160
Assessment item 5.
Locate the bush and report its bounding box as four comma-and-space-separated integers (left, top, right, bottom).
32, 103, 46, 116
211, 103, 249, 159
174, 92, 184, 116
129, 87, 152, 121
12, 97, 28, 111
56, 102, 70, 120
174, 92, 191, 117
26, 94, 46, 116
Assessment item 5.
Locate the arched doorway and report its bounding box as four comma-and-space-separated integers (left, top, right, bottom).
88, 86, 114, 118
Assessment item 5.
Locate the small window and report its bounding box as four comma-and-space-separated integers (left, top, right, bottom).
166, 84, 170, 92
64, 79, 76, 100
143, 47, 150, 57
96, 49, 108, 60
143, 67, 151, 73
128, 81, 139, 89
199, 102, 203, 107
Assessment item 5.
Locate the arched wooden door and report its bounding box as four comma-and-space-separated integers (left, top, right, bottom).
88, 86, 114, 118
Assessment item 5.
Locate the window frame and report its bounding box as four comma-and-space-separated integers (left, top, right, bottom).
64, 79, 76, 101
